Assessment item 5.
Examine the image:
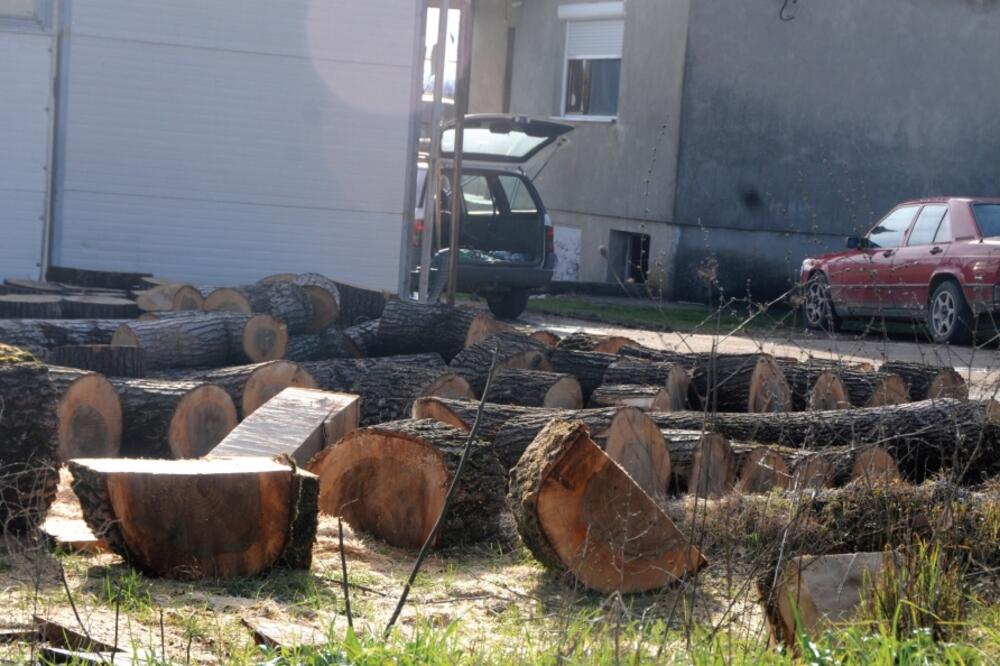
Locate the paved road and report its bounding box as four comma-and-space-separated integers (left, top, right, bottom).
521, 312, 1000, 398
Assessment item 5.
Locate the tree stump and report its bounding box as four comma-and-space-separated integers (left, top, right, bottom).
556, 332, 639, 354
508, 420, 706, 594
484, 369, 583, 409
449, 332, 552, 395
49, 366, 123, 462
49, 345, 145, 378
880, 361, 967, 401
308, 419, 507, 548
69, 457, 319, 578
0, 295, 63, 319
204, 283, 314, 334
62, 296, 139, 320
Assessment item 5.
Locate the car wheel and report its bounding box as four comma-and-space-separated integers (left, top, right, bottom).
802, 273, 841, 331
928, 281, 974, 345
486, 289, 530, 320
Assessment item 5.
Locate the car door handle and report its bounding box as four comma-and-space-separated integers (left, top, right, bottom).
882, 250, 894, 258
929, 246, 943, 255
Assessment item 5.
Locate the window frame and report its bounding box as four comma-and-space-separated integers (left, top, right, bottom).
0, 0, 50, 32
559, 18, 623, 122
865, 205, 920, 249
905, 204, 949, 247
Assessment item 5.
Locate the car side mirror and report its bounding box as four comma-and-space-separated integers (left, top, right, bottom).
846, 236, 865, 249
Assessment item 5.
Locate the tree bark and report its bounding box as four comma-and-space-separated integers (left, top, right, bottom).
549, 349, 616, 400
0, 356, 59, 533
342, 320, 381, 357
109, 378, 238, 458
49, 345, 145, 378
259, 273, 342, 331
302, 354, 446, 393
590, 384, 676, 412
835, 369, 909, 407
69, 457, 318, 578
112, 316, 231, 370
411, 396, 568, 441
308, 419, 507, 548
449, 331, 552, 395
135, 283, 205, 312
376, 300, 497, 362
204, 283, 314, 334
0, 295, 63, 319
664, 430, 736, 498
62, 296, 139, 320
48, 366, 123, 461
351, 364, 474, 425
508, 419, 706, 593
692, 353, 792, 413
880, 361, 967, 401
556, 332, 638, 354
779, 361, 849, 411
285, 328, 362, 362
0, 319, 121, 358
330, 281, 391, 326
484, 369, 583, 409
528, 330, 561, 347
46, 266, 151, 291
787, 445, 900, 490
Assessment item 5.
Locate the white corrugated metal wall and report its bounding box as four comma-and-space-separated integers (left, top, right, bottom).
0, 8, 53, 279
49, 0, 420, 290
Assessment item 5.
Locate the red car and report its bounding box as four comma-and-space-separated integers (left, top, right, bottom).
800, 197, 1000, 345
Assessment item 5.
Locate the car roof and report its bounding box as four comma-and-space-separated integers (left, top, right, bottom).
895, 196, 1000, 206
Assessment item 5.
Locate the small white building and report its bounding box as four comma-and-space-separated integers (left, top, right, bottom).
0, 0, 423, 292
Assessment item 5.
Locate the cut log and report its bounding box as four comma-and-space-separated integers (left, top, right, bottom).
602, 358, 692, 406
693, 353, 792, 413
590, 384, 676, 411
880, 361, 967, 401
302, 354, 446, 392
734, 446, 790, 494
151, 360, 318, 419
449, 331, 552, 395
259, 273, 342, 331
647, 398, 1000, 482
109, 378, 238, 458
484, 369, 583, 409
211, 388, 360, 465
377, 300, 502, 362
285, 328, 362, 362
836, 369, 909, 407
229, 313, 289, 363
48, 366, 123, 462
342, 319, 381, 357
549, 348, 616, 399
69, 457, 319, 578
62, 296, 139, 320
412, 396, 565, 441
46, 265, 151, 291
112, 316, 230, 370
3, 278, 66, 295
665, 431, 736, 498
0, 353, 59, 533
352, 364, 474, 425
557, 332, 638, 354
767, 552, 890, 646
0, 319, 123, 358
508, 419, 706, 594
204, 282, 314, 334
49, 345, 145, 378
780, 362, 850, 411
528, 330, 561, 347
329, 280, 390, 325
789, 446, 900, 490
599, 407, 672, 500
135, 283, 205, 312
0, 294, 63, 319
309, 419, 506, 548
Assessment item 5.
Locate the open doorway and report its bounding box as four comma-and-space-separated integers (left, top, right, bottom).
607, 230, 650, 284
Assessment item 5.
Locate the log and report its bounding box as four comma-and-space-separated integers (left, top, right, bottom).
529, 330, 561, 347
302, 354, 446, 392
836, 369, 909, 407
210, 388, 360, 465
508, 419, 706, 593
112, 316, 230, 370
48, 366, 123, 462
134, 283, 205, 312
3, 278, 65, 295
549, 348, 617, 399
151, 360, 318, 419
46, 265, 151, 291
412, 396, 565, 441
449, 331, 552, 395
780, 362, 850, 411
0, 294, 63, 319
62, 296, 139, 320
377, 300, 502, 362
69, 457, 319, 578
0, 351, 59, 533
132, 311, 289, 364
647, 398, 1000, 482
49, 345, 145, 378
329, 280, 390, 325
880, 361, 967, 401
665, 431, 736, 498
308, 419, 507, 548
599, 407, 672, 500
556, 332, 638, 354
484, 369, 583, 409
342, 319, 380, 357
602, 358, 692, 408
259, 273, 341, 331
204, 282, 314, 334
109, 378, 238, 458
734, 445, 790, 494
789, 446, 900, 490
590, 384, 676, 411
0, 319, 121, 358
692, 353, 792, 413
352, 364, 474, 425
285, 328, 362, 362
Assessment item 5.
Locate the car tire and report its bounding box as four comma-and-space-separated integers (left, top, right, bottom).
927, 281, 974, 346
802, 273, 841, 332
486, 289, 530, 320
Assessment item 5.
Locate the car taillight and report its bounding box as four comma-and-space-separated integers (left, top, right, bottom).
412, 218, 424, 247
545, 225, 554, 254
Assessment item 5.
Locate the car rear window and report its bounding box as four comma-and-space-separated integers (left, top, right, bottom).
974, 204, 1000, 238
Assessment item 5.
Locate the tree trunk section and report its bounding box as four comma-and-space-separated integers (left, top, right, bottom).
549, 349, 616, 400
302, 354, 445, 393
109, 378, 238, 458
69, 457, 318, 578
0, 355, 59, 533
62, 296, 139, 320
880, 361, 967, 401
664, 431, 736, 498
135, 283, 205, 312
449, 331, 552, 395
48, 366, 122, 462
692, 354, 792, 413
733, 445, 791, 494
484, 369, 583, 409
351, 365, 474, 425
0, 319, 121, 358
49, 345, 145, 378
330, 281, 390, 326
590, 385, 676, 411
603, 359, 692, 407
308, 419, 507, 548
285, 328, 362, 362
779, 361, 851, 411
557, 332, 639, 354
789, 445, 900, 490
377, 300, 500, 362
0, 295, 63, 319
204, 283, 314, 334
259, 273, 343, 331
508, 419, 706, 594
342, 320, 380, 357
46, 266, 151, 291
411, 396, 566, 441
836, 369, 909, 407
112, 317, 231, 370
528, 330, 561, 347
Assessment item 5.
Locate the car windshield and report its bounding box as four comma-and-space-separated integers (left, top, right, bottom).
973, 204, 1000, 238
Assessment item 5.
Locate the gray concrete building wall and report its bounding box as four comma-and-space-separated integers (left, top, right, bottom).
672, 0, 1000, 300
506, 0, 690, 290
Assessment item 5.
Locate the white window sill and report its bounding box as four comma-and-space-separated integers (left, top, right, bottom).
553, 115, 618, 124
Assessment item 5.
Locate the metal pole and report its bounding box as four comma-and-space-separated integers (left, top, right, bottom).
419, 0, 450, 302
39, 0, 62, 281
446, 0, 474, 306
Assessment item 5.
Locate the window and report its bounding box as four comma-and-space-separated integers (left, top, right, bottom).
934, 211, 952, 244
499, 175, 538, 214
460, 175, 497, 216
0, 0, 36, 19
562, 18, 624, 118
867, 206, 918, 249
973, 204, 1000, 238
906, 205, 948, 246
